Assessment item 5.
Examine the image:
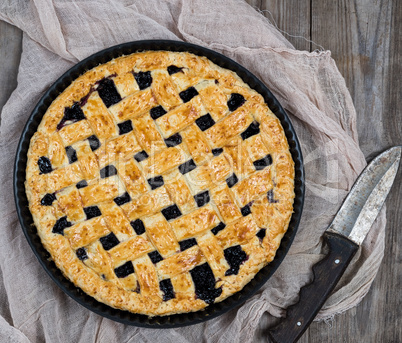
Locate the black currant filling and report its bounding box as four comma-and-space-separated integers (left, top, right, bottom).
114, 192, 131, 206
130, 219, 146, 235
100, 232, 119, 250
84, 206, 102, 220
87, 135, 101, 152
150, 105, 167, 120
118, 120, 133, 135
167, 65, 184, 75
226, 173, 238, 188
211, 222, 226, 235
179, 238, 197, 251
212, 148, 223, 156
224, 245, 248, 276
227, 93, 246, 112
195, 113, 215, 131
38, 156, 53, 174
41, 193, 56, 206
114, 261, 134, 278
179, 87, 198, 103
241, 121, 260, 140
134, 71, 153, 90
147, 176, 164, 190
256, 228, 266, 241
100, 165, 117, 178
178, 159, 197, 174
76, 247, 88, 261
267, 189, 279, 203
160, 279, 175, 301
240, 204, 252, 217
65, 146, 78, 164
190, 263, 222, 304
164, 133, 182, 147
97, 78, 122, 108
52, 216, 72, 235
161, 204, 182, 221
148, 250, 164, 264
57, 102, 86, 130
194, 190, 210, 207
253, 154, 272, 171
134, 150, 149, 162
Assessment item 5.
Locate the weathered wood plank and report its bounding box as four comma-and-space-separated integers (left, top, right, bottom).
0, 20, 22, 122
246, 0, 311, 51
249, 0, 400, 342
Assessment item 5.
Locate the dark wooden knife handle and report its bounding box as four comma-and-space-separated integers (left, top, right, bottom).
267, 231, 359, 343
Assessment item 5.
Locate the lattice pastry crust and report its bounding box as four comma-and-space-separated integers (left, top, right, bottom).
25, 51, 295, 316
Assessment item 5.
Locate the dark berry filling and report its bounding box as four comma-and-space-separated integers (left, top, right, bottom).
178, 159, 197, 174
179, 87, 198, 103
41, 193, 56, 206
87, 135, 101, 151
150, 105, 167, 120
84, 206, 102, 220
76, 247, 88, 261
65, 146, 78, 164
118, 120, 133, 135
160, 279, 175, 301
194, 190, 210, 207
100, 232, 119, 251
212, 148, 223, 156
190, 263, 222, 304
241, 121, 260, 140
227, 93, 246, 111
52, 216, 72, 235
226, 173, 238, 188
267, 189, 279, 203
256, 228, 266, 241
38, 156, 52, 174
57, 103, 86, 130
100, 165, 117, 178
195, 113, 215, 131
114, 192, 131, 206
179, 238, 197, 251
147, 176, 164, 190
224, 245, 248, 276
253, 154, 272, 170
114, 261, 134, 278
161, 204, 182, 221
134, 71, 153, 90
148, 250, 164, 264
130, 219, 146, 235
240, 204, 252, 217
167, 65, 184, 75
76, 180, 88, 189
211, 222, 226, 235
164, 133, 182, 147
97, 78, 122, 107
134, 150, 149, 162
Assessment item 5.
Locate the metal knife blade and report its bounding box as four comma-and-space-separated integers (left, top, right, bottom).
328, 146, 401, 244
268, 146, 401, 343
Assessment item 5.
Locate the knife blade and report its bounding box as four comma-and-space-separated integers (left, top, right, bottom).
268, 146, 401, 343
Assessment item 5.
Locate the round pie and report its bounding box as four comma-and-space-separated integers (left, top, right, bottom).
25, 50, 295, 316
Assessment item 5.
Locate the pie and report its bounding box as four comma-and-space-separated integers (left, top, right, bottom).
25, 50, 295, 316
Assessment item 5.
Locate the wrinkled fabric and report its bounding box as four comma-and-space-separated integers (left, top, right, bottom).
0, 1, 386, 342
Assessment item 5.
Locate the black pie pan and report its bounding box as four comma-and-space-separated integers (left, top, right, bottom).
14, 40, 304, 328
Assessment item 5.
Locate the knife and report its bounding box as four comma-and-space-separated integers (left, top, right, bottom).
267, 146, 401, 343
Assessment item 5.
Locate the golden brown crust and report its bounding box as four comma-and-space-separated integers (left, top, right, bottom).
25, 50, 295, 316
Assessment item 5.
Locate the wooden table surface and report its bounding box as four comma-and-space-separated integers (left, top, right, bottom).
0, 1, 400, 342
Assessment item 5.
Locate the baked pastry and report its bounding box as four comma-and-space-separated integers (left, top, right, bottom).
25, 50, 295, 316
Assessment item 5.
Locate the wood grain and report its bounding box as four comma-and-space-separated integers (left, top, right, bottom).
249, 0, 401, 342
0, 20, 22, 122
0, 1, 401, 342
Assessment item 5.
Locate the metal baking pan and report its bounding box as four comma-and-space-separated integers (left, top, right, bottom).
13, 40, 305, 328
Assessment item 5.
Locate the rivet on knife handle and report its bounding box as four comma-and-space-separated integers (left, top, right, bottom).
267, 231, 359, 343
